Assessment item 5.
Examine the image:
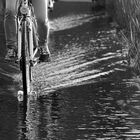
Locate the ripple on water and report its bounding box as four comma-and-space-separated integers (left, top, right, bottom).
31, 12, 140, 140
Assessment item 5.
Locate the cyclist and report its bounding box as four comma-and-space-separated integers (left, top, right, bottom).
0, 0, 53, 62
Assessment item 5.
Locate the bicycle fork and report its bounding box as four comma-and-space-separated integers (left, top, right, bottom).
17, 17, 38, 67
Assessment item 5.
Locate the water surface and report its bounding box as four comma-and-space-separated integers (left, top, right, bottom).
0, 1, 140, 140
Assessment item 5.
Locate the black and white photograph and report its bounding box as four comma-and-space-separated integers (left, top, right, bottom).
0, 0, 140, 139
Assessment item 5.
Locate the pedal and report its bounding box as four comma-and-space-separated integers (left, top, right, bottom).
17, 90, 38, 102
17, 90, 24, 102
31, 57, 39, 66
28, 91, 38, 100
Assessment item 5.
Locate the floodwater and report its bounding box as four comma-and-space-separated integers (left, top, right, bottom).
1, 1, 140, 140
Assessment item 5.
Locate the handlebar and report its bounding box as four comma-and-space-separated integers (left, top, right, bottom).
20, 0, 31, 15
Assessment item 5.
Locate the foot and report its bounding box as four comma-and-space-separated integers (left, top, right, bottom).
5, 48, 16, 62
39, 47, 51, 62
39, 53, 51, 62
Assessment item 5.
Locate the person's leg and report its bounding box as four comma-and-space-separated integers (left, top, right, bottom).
32, 0, 51, 62
4, 0, 17, 60
4, 0, 17, 49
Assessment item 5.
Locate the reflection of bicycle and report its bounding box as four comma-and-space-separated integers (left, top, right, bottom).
17, 0, 39, 102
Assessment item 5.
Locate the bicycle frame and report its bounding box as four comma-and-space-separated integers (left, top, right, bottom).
17, 0, 36, 63
17, 0, 38, 97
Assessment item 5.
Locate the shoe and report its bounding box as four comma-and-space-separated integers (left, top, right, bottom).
39, 53, 51, 62
39, 47, 51, 62
5, 48, 16, 61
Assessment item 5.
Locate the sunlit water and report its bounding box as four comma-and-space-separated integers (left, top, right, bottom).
1, 2, 140, 140
32, 10, 140, 139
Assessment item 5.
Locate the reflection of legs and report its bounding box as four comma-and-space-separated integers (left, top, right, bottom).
4, 0, 17, 60
33, 0, 51, 62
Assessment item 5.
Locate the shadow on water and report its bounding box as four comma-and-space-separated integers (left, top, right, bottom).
17, 93, 63, 140
0, 93, 18, 140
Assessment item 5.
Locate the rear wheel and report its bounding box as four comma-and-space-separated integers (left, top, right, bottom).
21, 21, 32, 102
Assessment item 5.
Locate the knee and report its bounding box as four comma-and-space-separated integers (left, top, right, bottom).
5, 9, 16, 19
37, 19, 49, 30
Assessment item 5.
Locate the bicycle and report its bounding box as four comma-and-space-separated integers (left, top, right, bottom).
17, 0, 39, 102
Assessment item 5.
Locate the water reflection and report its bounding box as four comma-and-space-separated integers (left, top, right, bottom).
17, 75, 140, 139
0, 93, 18, 140
16, 2, 140, 140
52, 78, 140, 140
32, 18, 140, 140
18, 104, 27, 140
17, 92, 63, 140
17, 99, 38, 140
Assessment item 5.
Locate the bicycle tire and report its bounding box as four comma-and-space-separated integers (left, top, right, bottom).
21, 20, 32, 100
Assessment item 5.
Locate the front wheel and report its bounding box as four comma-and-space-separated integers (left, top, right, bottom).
21, 20, 32, 101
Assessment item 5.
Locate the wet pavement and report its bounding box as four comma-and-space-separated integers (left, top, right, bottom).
1, 1, 140, 140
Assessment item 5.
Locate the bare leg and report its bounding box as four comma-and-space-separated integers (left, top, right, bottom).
32, 0, 50, 54
4, 0, 17, 49
4, 0, 17, 60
